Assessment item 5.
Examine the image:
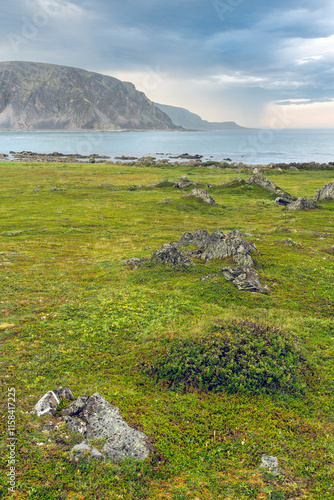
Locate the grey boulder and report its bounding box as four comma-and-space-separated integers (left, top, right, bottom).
222, 266, 266, 293
173, 176, 194, 189
246, 174, 292, 199
69, 443, 106, 463
150, 243, 194, 266
186, 188, 217, 206
201, 230, 259, 267
63, 393, 154, 461
286, 198, 317, 210
314, 181, 334, 201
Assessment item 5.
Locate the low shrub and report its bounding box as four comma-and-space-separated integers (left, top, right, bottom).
141, 321, 311, 395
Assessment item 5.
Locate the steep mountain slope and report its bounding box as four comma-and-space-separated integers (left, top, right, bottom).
0, 61, 177, 131
155, 102, 247, 130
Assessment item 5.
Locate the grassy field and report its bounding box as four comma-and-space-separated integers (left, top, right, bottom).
0, 161, 333, 499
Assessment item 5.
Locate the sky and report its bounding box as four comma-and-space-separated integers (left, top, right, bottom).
1, 0, 334, 128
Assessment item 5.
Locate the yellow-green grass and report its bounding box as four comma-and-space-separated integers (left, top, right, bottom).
0, 161, 333, 499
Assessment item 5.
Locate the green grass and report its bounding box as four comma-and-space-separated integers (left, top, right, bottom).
0, 162, 333, 499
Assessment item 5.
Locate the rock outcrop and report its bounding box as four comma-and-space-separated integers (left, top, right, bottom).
246, 174, 293, 199
185, 188, 217, 206
314, 182, 334, 201
221, 266, 266, 293
62, 393, 154, 461
285, 198, 317, 211
150, 243, 194, 266
173, 176, 196, 189
174, 229, 259, 266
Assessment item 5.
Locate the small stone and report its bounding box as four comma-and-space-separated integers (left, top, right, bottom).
122, 257, 148, 269
33, 387, 74, 417
69, 443, 92, 462
222, 266, 266, 293
260, 454, 279, 476
99, 215, 106, 220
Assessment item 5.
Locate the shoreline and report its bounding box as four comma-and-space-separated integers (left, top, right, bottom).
0, 150, 333, 170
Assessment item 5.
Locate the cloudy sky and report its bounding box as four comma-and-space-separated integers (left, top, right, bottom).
1, 0, 334, 127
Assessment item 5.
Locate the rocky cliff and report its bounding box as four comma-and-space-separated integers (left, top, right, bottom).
0, 61, 178, 131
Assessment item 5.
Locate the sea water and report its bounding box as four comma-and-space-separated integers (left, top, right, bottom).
0, 128, 334, 165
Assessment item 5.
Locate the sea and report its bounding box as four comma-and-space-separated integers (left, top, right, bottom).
1, 128, 334, 165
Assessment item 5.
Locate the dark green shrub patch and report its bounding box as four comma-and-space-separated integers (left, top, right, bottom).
141, 321, 311, 396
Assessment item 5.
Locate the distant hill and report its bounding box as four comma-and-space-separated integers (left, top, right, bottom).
155, 103, 247, 130
0, 61, 178, 131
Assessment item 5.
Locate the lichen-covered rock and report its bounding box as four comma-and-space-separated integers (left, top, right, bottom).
286, 198, 317, 210
150, 243, 194, 266
173, 176, 194, 189
33, 387, 74, 417
69, 443, 106, 463
222, 266, 265, 293
201, 230, 258, 266
192, 229, 212, 249
260, 454, 279, 476
65, 393, 154, 461
246, 173, 276, 192
314, 181, 334, 201
246, 174, 293, 199
186, 188, 217, 206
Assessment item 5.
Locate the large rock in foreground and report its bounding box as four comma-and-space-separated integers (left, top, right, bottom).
314, 182, 334, 201
221, 266, 266, 293
63, 393, 154, 461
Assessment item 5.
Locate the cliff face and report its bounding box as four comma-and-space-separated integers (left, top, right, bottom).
0, 61, 177, 131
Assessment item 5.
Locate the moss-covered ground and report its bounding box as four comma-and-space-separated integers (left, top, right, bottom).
0, 162, 333, 499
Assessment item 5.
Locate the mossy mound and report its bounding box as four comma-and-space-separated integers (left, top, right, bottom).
142, 321, 311, 396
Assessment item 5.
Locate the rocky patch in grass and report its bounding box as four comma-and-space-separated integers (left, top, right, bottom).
33, 390, 155, 463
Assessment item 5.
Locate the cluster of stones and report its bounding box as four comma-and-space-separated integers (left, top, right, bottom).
33, 387, 154, 463
222, 174, 334, 210
123, 229, 265, 293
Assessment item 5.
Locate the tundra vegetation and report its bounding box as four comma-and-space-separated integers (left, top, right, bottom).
0, 161, 333, 499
